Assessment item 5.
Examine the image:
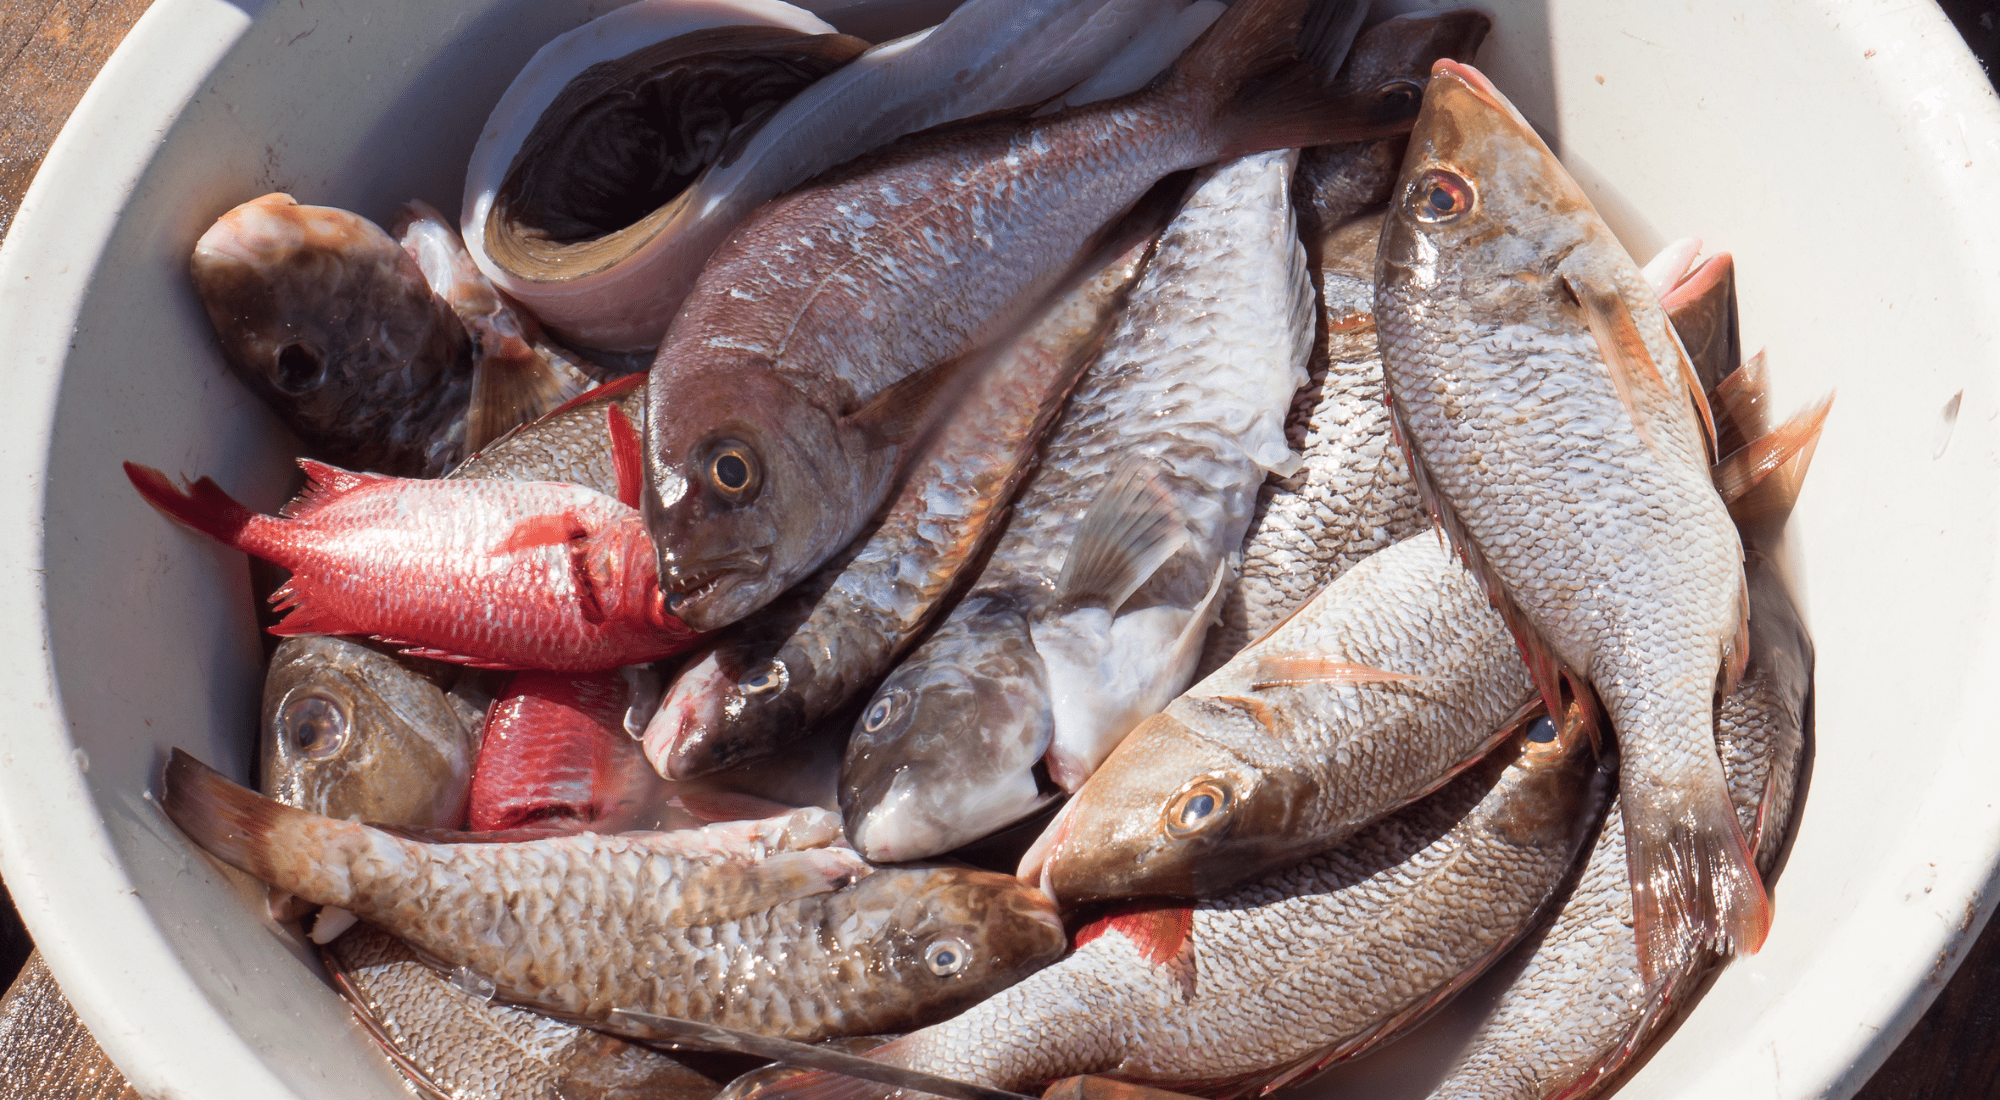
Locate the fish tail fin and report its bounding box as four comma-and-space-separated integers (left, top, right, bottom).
161, 748, 388, 909
1161, 0, 1400, 158
125, 462, 263, 552
1623, 772, 1771, 987
1718, 391, 1834, 524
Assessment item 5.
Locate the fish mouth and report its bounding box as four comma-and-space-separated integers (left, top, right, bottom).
659, 555, 765, 630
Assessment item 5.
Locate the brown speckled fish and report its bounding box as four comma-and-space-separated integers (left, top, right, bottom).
1424, 552, 1811, 1100
161, 750, 1065, 1041
1375, 60, 1763, 982
723, 718, 1605, 1100
644, 0, 1421, 633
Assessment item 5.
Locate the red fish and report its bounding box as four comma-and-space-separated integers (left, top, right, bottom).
467, 670, 672, 831
126, 410, 699, 671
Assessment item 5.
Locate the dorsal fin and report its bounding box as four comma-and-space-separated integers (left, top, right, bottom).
283, 459, 389, 519
1074, 904, 1197, 1001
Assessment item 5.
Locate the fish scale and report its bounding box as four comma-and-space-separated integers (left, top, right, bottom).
760, 724, 1604, 1100
1373, 62, 1759, 982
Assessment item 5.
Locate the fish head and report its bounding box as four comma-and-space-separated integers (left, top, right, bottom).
1336, 9, 1492, 116
1379, 60, 1596, 312
259, 635, 480, 827
644, 636, 806, 779
1034, 699, 1313, 906
644, 363, 886, 631
190, 194, 470, 458
830, 867, 1067, 1030
840, 598, 1056, 863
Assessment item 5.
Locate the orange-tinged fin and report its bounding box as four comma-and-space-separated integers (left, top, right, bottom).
1710, 348, 1770, 457
1715, 392, 1833, 524
606, 404, 644, 509
1247, 656, 1421, 690
1642, 237, 1703, 299
1625, 783, 1771, 988
283, 459, 390, 519
673, 789, 798, 823
1662, 253, 1740, 396
1571, 276, 1704, 462
160, 748, 363, 906
1054, 463, 1189, 614
545, 372, 647, 422
494, 511, 588, 555
125, 462, 261, 551
841, 353, 974, 451
464, 340, 588, 454
1075, 904, 1197, 1001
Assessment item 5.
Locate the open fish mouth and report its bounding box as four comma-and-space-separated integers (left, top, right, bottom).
660, 555, 767, 628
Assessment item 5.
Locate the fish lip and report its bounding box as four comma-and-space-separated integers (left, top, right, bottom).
659, 554, 765, 627
1431, 58, 1506, 111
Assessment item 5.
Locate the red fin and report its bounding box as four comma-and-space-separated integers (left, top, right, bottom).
282, 459, 388, 519
495, 512, 587, 555
607, 403, 643, 510
125, 462, 258, 550
1075, 905, 1197, 1000
1714, 392, 1833, 512
544, 370, 646, 421
1709, 348, 1771, 458
1247, 655, 1420, 690
1625, 782, 1771, 988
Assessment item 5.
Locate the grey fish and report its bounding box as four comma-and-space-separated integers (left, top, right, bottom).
643, 0, 1411, 634
162, 751, 1066, 1041
841, 149, 1314, 863
728, 716, 1606, 1100
1375, 61, 1763, 980
1291, 10, 1491, 244
260, 633, 487, 829
1031, 533, 1537, 907
644, 214, 1164, 780
1197, 210, 1426, 674
325, 924, 720, 1100
1425, 552, 1811, 1100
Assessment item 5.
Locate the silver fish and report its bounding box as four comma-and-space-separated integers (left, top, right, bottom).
1375, 60, 1763, 980
729, 718, 1605, 1100
841, 149, 1314, 862
161, 751, 1065, 1041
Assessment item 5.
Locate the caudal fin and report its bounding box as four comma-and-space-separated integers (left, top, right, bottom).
1161, 0, 1412, 158
1624, 778, 1771, 987
125, 463, 259, 550
161, 747, 381, 908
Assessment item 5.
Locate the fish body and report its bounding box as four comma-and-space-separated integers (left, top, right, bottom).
1035, 533, 1536, 906
125, 460, 698, 672
190, 193, 474, 477
469, 669, 675, 832
451, 374, 649, 494
841, 149, 1314, 862
260, 634, 486, 828
644, 0, 1417, 633
1198, 210, 1426, 672
646, 223, 1160, 780
162, 750, 1067, 1041
1374, 60, 1762, 979
740, 719, 1605, 1100
1426, 554, 1811, 1100
326, 923, 719, 1100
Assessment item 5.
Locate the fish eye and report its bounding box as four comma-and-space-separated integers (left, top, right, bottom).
1410, 168, 1475, 224
924, 935, 971, 976
1526, 716, 1559, 743
740, 660, 786, 696
281, 692, 348, 759
1374, 79, 1423, 119
861, 691, 903, 734
703, 439, 762, 503
1164, 779, 1231, 838
273, 343, 325, 394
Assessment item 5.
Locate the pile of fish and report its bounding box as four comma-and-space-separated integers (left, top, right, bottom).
130, 0, 1831, 1097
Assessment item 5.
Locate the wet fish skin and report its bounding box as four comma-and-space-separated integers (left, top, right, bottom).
735, 719, 1606, 1100
326, 924, 719, 1100
840, 149, 1314, 862
191, 192, 474, 477
1197, 210, 1426, 672
1037, 533, 1536, 906
1426, 554, 1810, 1100
1291, 10, 1491, 242
469, 669, 675, 832
1374, 61, 1761, 980
450, 374, 649, 495
125, 460, 697, 672
261, 634, 484, 828
163, 750, 1066, 1041
644, 0, 1414, 634
647, 225, 1158, 781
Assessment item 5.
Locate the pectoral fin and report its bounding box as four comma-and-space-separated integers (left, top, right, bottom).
1573, 275, 1717, 462
1053, 463, 1191, 614
840, 354, 975, 451
465, 347, 588, 455
1248, 656, 1422, 690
